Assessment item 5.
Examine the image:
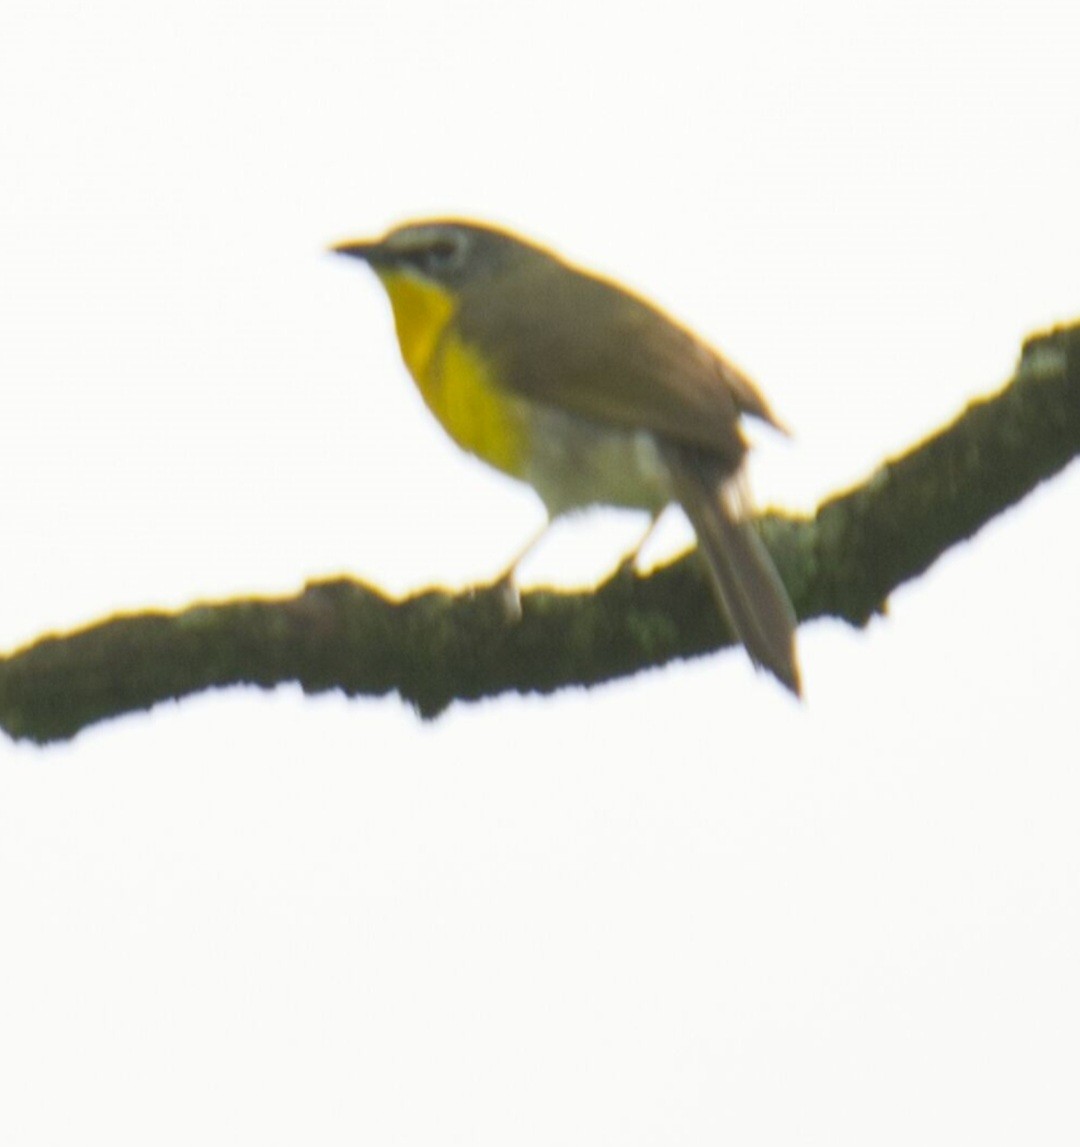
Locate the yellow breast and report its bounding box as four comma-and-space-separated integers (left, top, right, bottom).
375, 269, 530, 477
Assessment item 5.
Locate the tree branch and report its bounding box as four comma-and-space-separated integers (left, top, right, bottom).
3, 321, 1078, 743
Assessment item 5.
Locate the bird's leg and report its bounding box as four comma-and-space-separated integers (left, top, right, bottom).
490, 520, 551, 620
492, 509, 664, 619
612, 509, 665, 579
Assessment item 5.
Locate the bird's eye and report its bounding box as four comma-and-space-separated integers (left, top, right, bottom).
422, 236, 464, 273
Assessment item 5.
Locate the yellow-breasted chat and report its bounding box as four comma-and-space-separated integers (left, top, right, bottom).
331, 219, 801, 695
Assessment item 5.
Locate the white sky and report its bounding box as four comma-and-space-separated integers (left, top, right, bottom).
2, 1, 1079, 1142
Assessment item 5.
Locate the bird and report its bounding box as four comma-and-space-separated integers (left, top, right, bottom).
331, 218, 800, 694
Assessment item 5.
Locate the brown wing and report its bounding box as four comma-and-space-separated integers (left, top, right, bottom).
456, 251, 783, 463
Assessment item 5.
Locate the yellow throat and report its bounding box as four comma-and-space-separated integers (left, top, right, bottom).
374, 268, 529, 477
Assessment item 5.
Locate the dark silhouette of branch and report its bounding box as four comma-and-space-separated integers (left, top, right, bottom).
2, 322, 1078, 744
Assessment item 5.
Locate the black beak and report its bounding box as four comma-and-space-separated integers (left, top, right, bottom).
329, 238, 386, 264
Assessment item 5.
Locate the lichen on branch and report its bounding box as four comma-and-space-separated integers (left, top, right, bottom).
2, 322, 1078, 744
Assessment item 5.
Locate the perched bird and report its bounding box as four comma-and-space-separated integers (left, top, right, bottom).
332, 219, 800, 694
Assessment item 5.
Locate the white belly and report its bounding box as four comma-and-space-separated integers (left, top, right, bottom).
521, 405, 673, 517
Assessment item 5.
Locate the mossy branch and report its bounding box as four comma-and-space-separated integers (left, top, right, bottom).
2, 322, 1078, 744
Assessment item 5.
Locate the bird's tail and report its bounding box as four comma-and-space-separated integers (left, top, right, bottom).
662, 445, 801, 696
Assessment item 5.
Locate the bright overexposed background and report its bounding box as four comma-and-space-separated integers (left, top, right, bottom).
2, 2, 1079, 1143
